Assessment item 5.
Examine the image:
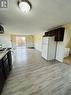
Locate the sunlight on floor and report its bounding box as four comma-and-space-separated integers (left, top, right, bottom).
15, 47, 28, 63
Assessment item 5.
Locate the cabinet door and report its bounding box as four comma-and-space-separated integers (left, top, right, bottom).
48, 37, 56, 60
7, 51, 12, 71
42, 44, 48, 60
3, 59, 10, 79
42, 37, 49, 44
0, 61, 5, 93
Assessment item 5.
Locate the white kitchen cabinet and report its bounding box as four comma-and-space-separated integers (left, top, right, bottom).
42, 37, 56, 60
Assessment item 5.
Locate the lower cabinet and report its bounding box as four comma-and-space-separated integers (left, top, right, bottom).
0, 50, 12, 94
3, 59, 10, 79
0, 61, 5, 94
7, 51, 12, 71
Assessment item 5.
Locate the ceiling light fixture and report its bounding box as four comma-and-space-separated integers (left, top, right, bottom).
18, 0, 32, 14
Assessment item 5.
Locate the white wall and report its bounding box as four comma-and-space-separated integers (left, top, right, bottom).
26, 35, 34, 48
34, 33, 43, 52
26, 42, 34, 48
0, 34, 12, 48
34, 39, 42, 52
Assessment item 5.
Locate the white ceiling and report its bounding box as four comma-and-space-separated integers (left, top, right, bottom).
0, 0, 71, 35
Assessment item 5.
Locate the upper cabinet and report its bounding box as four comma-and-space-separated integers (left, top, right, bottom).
43, 27, 65, 41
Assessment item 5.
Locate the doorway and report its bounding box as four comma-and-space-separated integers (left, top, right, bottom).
16, 36, 26, 48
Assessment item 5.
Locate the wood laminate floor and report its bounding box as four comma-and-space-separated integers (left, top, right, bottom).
1, 47, 71, 95
64, 55, 71, 65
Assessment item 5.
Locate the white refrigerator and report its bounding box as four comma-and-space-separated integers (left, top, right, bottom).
42, 36, 56, 60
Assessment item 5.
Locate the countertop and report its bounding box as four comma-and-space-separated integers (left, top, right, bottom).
0, 49, 9, 60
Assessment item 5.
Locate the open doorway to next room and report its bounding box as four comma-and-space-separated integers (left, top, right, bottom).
16, 36, 26, 48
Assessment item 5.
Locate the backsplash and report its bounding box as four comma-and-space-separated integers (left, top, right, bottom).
0, 34, 12, 48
